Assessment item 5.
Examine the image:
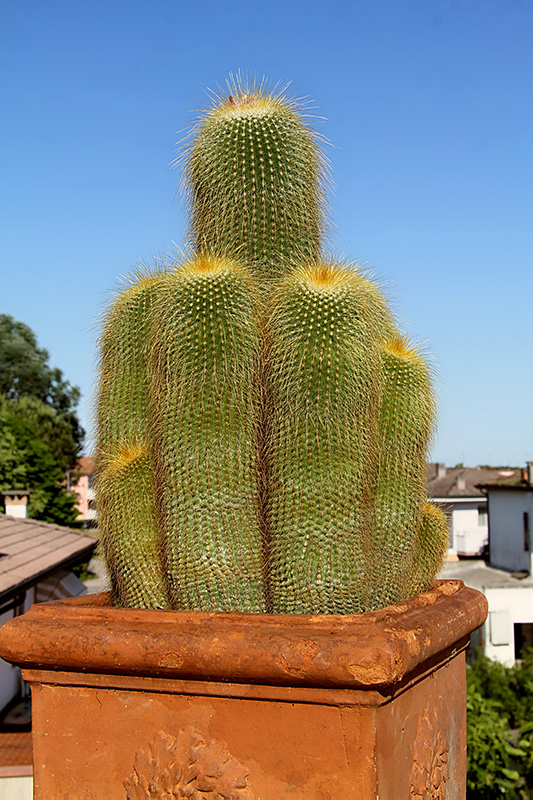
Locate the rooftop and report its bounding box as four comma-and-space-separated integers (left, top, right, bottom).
477, 465, 533, 492
428, 463, 521, 499
439, 558, 533, 591
75, 456, 95, 475
0, 514, 97, 604
0, 731, 32, 776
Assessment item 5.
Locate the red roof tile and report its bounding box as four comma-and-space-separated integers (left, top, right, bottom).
0, 732, 32, 770
76, 456, 95, 474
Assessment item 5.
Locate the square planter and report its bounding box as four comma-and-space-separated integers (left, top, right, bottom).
0, 580, 487, 798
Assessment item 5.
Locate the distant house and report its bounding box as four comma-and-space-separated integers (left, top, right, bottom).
439, 462, 533, 666
477, 462, 533, 663
480, 462, 533, 576
70, 456, 97, 528
428, 463, 520, 557
0, 503, 97, 715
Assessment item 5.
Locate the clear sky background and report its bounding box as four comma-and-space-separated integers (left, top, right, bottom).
1, 0, 531, 467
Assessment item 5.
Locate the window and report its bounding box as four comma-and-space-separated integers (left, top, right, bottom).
524, 512, 530, 552
478, 506, 488, 526
514, 623, 533, 660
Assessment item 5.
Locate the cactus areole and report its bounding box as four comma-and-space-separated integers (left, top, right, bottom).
96, 76, 449, 614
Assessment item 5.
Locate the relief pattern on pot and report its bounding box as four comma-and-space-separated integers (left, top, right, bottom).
410, 704, 449, 799
124, 727, 253, 799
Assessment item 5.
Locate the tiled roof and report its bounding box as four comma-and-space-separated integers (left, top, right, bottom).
76, 456, 95, 474
0, 731, 32, 774
0, 514, 97, 603
428, 464, 521, 499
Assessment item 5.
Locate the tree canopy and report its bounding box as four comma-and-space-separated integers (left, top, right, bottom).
0, 315, 84, 526
0, 314, 84, 450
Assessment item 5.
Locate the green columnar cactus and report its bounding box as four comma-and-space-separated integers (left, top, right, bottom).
185, 77, 327, 280
96, 78, 447, 614
370, 337, 436, 609
97, 273, 170, 608
98, 445, 169, 609
406, 502, 450, 597
97, 270, 163, 449
151, 254, 265, 612
97, 254, 266, 612
266, 261, 394, 613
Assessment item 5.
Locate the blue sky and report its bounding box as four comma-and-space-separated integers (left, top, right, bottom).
1, 0, 532, 466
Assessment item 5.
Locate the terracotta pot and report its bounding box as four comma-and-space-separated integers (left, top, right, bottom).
0, 580, 486, 799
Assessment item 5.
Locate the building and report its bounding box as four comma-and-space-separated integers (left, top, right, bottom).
439, 462, 533, 666
428, 463, 520, 557
481, 462, 533, 576
69, 456, 97, 528
477, 462, 533, 663
0, 504, 97, 716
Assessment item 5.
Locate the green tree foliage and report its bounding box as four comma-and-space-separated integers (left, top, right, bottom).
0, 315, 84, 526
0, 314, 84, 451
467, 650, 533, 798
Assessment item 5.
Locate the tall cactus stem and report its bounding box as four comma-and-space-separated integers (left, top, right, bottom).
151, 254, 266, 612
266, 260, 395, 613
98, 445, 170, 608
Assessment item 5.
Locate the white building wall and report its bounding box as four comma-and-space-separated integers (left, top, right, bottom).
0, 590, 34, 713
0, 776, 33, 798
483, 585, 533, 666
451, 500, 488, 556
488, 490, 533, 574
0, 621, 20, 712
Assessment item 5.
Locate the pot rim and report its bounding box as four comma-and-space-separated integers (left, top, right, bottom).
0, 579, 487, 689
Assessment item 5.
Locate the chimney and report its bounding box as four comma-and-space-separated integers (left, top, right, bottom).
1, 490, 30, 519
456, 475, 466, 491
437, 463, 447, 479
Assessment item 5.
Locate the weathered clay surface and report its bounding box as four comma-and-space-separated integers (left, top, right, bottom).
0, 580, 487, 798
0, 580, 487, 688
410, 706, 449, 799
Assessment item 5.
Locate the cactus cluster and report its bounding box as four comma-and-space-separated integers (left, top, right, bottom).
96, 76, 448, 614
